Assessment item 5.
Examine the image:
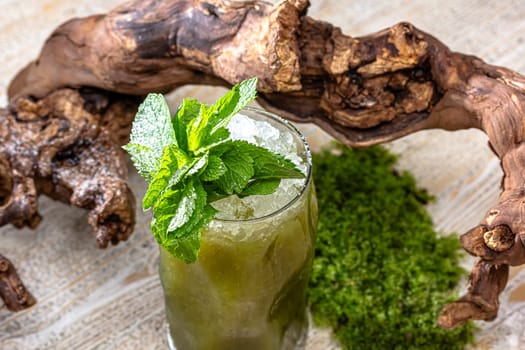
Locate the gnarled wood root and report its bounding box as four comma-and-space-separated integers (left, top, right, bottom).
0, 89, 139, 308
0, 254, 35, 311
3, 0, 525, 328
1, 89, 138, 248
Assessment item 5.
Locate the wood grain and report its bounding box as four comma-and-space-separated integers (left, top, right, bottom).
1, 0, 525, 349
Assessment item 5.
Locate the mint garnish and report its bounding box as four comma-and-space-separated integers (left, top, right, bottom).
124, 78, 305, 263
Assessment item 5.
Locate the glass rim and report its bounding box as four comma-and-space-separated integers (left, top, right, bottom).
213, 106, 313, 223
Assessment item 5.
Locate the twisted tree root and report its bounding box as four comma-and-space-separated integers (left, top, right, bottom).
3, 0, 525, 328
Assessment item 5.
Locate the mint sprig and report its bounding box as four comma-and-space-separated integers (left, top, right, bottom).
124, 78, 305, 263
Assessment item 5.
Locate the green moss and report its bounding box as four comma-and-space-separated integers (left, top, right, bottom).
308, 143, 475, 350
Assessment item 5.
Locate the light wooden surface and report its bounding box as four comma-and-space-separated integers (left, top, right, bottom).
1, 1, 525, 349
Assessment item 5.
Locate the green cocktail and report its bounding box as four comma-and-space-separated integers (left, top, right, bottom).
159, 108, 318, 350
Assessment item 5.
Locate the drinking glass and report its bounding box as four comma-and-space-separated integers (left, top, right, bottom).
159, 107, 318, 350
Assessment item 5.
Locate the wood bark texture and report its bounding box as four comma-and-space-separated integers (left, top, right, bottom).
2, 0, 525, 328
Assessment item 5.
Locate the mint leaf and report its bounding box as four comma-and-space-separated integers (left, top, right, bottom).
225, 140, 305, 179
124, 93, 176, 182
208, 77, 258, 134
187, 104, 210, 152
150, 187, 182, 241
151, 179, 208, 239
201, 155, 227, 181
188, 78, 258, 153
143, 145, 190, 210
167, 153, 208, 188
122, 143, 158, 182
173, 98, 201, 150
167, 180, 198, 232
247, 144, 305, 179
187, 153, 208, 176
195, 127, 231, 154
155, 182, 216, 263
171, 202, 216, 239
161, 204, 216, 263
202, 182, 229, 202
239, 179, 281, 197
162, 229, 202, 264
214, 143, 254, 195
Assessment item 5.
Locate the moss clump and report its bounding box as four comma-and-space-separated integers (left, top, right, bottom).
308, 144, 475, 350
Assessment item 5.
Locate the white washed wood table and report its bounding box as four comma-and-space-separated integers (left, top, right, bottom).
2, 1, 525, 349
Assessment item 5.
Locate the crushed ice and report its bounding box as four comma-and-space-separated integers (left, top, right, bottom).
211, 113, 307, 220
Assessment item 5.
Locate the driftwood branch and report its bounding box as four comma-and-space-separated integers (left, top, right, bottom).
0, 254, 35, 311
2, 0, 525, 328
